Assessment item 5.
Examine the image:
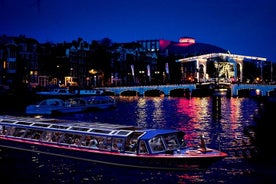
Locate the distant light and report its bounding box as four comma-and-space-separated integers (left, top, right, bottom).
256, 89, 261, 96
3, 61, 7, 69
179, 37, 195, 46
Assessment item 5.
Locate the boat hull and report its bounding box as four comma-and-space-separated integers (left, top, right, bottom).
0, 138, 225, 171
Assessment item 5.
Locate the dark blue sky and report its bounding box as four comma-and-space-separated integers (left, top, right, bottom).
1, 0, 276, 61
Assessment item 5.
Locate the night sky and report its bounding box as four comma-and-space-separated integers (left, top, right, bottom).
1, 0, 276, 61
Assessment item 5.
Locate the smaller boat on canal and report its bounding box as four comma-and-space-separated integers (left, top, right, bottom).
0, 116, 227, 171
25, 96, 116, 115
25, 98, 89, 115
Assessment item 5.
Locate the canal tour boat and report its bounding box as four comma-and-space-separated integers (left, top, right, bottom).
0, 116, 227, 171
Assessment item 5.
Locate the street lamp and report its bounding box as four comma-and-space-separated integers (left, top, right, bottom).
89, 69, 98, 87
94, 75, 97, 87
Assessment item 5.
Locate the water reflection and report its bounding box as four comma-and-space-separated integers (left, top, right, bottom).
212, 96, 221, 121
0, 96, 269, 183
136, 97, 166, 129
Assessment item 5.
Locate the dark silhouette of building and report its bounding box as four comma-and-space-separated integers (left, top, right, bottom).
0, 35, 273, 93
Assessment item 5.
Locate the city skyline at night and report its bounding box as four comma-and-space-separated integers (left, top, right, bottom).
1, 0, 276, 61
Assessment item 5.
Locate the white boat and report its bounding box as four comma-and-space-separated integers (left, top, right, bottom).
25, 98, 88, 115
26, 96, 116, 115
25, 98, 66, 115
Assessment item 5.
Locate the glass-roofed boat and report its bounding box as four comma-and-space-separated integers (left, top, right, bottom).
0, 115, 227, 171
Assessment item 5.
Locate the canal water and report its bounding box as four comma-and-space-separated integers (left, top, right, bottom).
1, 96, 276, 184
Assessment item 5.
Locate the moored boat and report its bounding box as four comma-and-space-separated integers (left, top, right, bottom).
25, 98, 66, 115
0, 116, 227, 171
25, 96, 116, 115
25, 98, 89, 115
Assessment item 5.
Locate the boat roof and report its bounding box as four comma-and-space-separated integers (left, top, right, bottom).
0, 116, 139, 137
140, 129, 180, 140
0, 116, 182, 139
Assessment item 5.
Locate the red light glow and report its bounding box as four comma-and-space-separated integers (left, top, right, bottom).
178, 37, 195, 46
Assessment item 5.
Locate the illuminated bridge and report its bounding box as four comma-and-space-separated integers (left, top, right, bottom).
100, 84, 196, 96
99, 84, 276, 97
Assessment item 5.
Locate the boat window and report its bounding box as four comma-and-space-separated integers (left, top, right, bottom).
33, 130, 44, 140
15, 121, 32, 126
116, 130, 131, 135
97, 136, 112, 151
41, 131, 63, 143
125, 132, 144, 153
0, 120, 14, 124
51, 132, 63, 143
1, 126, 15, 135
23, 129, 35, 139
41, 131, 53, 142
33, 123, 50, 128
0, 125, 9, 135
70, 127, 90, 132
138, 140, 149, 154
126, 139, 137, 153
90, 129, 111, 134
9, 127, 27, 137
163, 134, 179, 150
87, 136, 102, 149
82, 135, 92, 147
149, 136, 165, 152
111, 137, 125, 152
59, 133, 84, 146
50, 125, 69, 129
22, 129, 44, 140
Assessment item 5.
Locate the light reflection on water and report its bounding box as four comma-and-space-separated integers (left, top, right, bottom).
0, 96, 270, 183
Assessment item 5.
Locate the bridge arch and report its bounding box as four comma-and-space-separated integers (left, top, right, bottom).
144, 89, 164, 97
120, 90, 139, 96
169, 88, 191, 97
